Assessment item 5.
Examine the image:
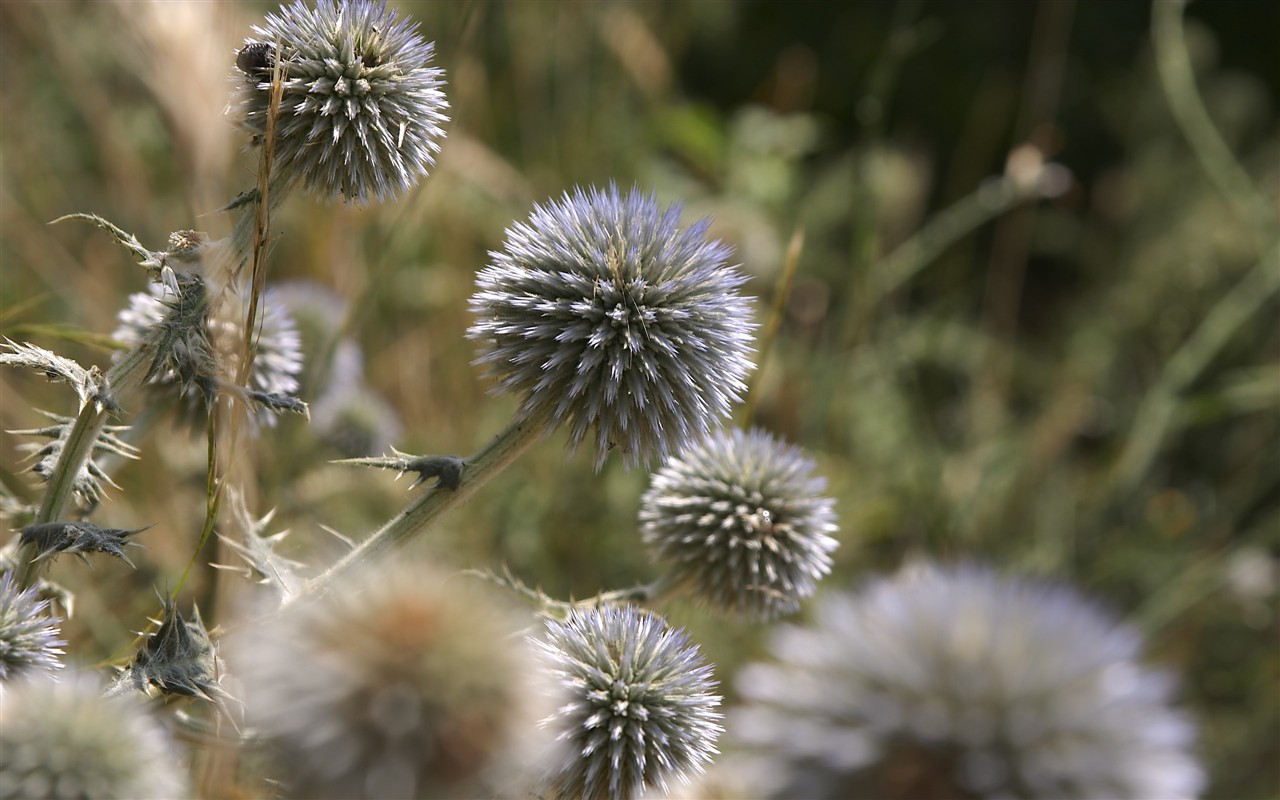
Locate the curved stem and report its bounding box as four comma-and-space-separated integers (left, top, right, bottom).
1111, 244, 1280, 491
1151, 0, 1277, 249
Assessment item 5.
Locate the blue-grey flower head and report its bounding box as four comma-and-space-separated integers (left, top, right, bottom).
0, 673, 189, 800
113, 281, 303, 426
233, 559, 532, 799
534, 604, 723, 800
469, 185, 756, 470
639, 427, 837, 620
727, 563, 1206, 800
0, 571, 65, 681
233, 0, 449, 204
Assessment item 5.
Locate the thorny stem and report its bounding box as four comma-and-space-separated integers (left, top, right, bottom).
465, 566, 687, 618
571, 572, 685, 612
238, 45, 286, 390
17, 341, 154, 588
299, 406, 556, 599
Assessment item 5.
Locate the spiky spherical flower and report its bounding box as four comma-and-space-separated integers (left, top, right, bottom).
639, 427, 838, 620
469, 185, 756, 469
0, 673, 188, 799
535, 604, 723, 800
0, 572, 65, 681
113, 282, 302, 425
232, 0, 448, 204
232, 560, 533, 799
727, 563, 1206, 800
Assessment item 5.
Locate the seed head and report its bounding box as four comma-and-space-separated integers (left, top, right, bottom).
469, 185, 756, 469
233, 560, 532, 799
232, 0, 449, 204
0, 571, 65, 681
639, 427, 837, 620
0, 673, 189, 800
535, 604, 723, 800
728, 563, 1206, 800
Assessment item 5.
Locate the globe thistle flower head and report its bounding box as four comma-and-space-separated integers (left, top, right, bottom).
113, 281, 303, 427
639, 427, 837, 620
469, 185, 756, 470
233, 560, 532, 799
0, 673, 189, 799
535, 604, 723, 800
728, 563, 1205, 800
0, 571, 65, 681
233, 0, 449, 204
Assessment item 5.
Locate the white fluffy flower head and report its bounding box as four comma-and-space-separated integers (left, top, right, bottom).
728, 563, 1206, 800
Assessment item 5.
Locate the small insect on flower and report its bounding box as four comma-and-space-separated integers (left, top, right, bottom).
231, 0, 449, 204
236, 42, 277, 80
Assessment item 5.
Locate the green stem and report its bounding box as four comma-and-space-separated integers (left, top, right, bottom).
1151, 0, 1277, 249
16, 341, 153, 588
573, 572, 686, 611
869, 174, 1046, 304
301, 407, 553, 598
1111, 245, 1280, 491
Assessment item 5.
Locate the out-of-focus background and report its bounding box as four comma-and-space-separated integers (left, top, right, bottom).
1, 1, 1276, 796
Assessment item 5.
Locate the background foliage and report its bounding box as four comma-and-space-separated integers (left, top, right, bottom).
1, 1, 1276, 797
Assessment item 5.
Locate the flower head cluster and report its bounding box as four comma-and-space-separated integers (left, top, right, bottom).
469, 185, 756, 469
728, 563, 1205, 800
0, 571, 65, 681
232, 0, 449, 204
233, 560, 531, 799
535, 604, 723, 800
0, 673, 189, 799
639, 427, 837, 619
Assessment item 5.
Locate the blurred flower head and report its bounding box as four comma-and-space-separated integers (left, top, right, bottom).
727, 563, 1205, 800
310, 340, 403, 457
0, 673, 188, 799
233, 560, 532, 799
639, 427, 837, 620
113, 281, 303, 427
0, 571, 65, 681
232, 0, 449, 204
534, 604, 723, 800
469, 184, 756, 469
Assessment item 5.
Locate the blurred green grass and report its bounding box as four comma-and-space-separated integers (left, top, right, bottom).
1, 1, 1277, 796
